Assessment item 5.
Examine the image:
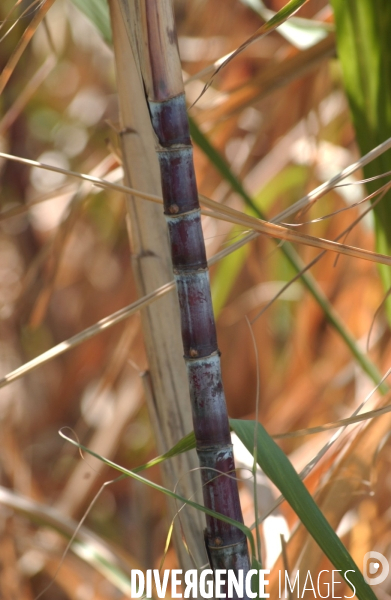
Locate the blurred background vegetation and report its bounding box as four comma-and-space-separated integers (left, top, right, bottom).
1, 0, 391, 598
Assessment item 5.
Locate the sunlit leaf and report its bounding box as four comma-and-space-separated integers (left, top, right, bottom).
230, 419, 377, 600
331, 0, 391, 321
241, 0, 332, 50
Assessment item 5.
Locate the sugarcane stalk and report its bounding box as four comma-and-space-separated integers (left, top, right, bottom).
130, 0, 251, 586
108, 0, 207, 573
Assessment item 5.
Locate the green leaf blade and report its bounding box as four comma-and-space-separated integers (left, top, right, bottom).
331, 0, 391, 320
71, 0, 112, 43
230, 418, 377, 600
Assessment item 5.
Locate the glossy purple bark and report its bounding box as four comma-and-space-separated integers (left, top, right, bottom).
148, 92, 250, 592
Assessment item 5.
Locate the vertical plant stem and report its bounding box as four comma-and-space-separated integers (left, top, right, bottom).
108, 0, 207, 572
128, 0, 251, 586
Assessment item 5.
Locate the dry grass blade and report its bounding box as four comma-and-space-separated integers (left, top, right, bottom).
0, 0, 40, 40
273, 398, 391, 439
335, 169, 391, 187
281, 180, 391, 227
0, 233, 262, 391
273, 136, 391, 223
0, 0, 56, 96
0, 151, 163, 203
200, 193, 391, 267
2, 150, 391, 268
250, 190, 385, 323
2, 132, 391, 220
196, 33, 335, 123
0, 281, 174, 390
191, 0, 310, 103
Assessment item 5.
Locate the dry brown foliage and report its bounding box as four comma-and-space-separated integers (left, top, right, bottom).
0, 0, 390, 598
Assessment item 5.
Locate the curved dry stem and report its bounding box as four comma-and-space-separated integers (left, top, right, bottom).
0, 151, 163, 203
